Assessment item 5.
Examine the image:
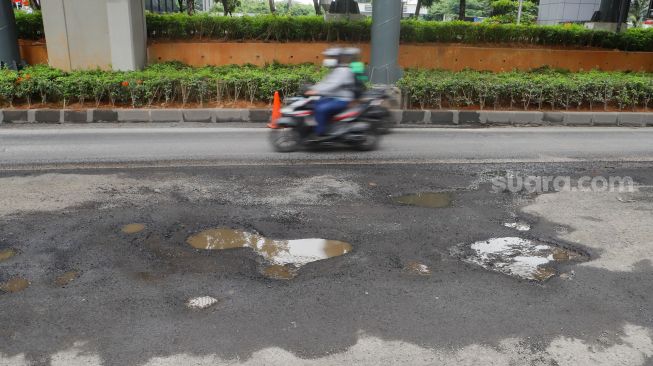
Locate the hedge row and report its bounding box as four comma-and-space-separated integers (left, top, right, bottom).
398, 68, 653, 111
0, 63, 325, 108
2, 63, 653, 111
14, 12, 653, 51
15, 11, 44, 40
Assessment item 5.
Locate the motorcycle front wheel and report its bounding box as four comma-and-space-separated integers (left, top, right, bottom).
270, 128, 301, 153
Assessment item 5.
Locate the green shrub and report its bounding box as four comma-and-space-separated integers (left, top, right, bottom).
14, 11, 44, 40
398, 68, 653, 111
146, 13, 372, 42
0, 69, 19, 107
15, 12, 653, 51
2, 63, 325, 108
3, 63, 653, 112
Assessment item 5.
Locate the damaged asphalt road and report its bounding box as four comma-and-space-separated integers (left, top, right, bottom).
1, 125, 653, 365
0, 162, 652, 365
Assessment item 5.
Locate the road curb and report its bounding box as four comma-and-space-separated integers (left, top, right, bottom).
1, 108, 652, 127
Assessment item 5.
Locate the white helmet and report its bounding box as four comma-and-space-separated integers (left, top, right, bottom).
322, 47, 343, 57
322, 47, 342, 68
342, 47, 361, 57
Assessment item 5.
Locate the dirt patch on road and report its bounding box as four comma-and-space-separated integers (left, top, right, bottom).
523, 189, 653, 272
137, 323, 653, 366
0, 173, 363, 217
0, 173, 175, 217
254, 175, 362, 206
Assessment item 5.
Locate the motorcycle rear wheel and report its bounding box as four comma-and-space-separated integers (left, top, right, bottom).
355, 131, 380, 151
270, 128, 301, 152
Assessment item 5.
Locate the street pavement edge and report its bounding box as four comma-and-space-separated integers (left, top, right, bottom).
1, 108, 653, 127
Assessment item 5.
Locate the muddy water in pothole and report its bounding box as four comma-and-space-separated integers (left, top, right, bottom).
454, 237, 588, 282
0, 248, 17, 262
1, 277, 30, 293
186, 228, 352, 276
263, 265, 297, 280
406, 261, 431, 275
54, 271, 79, 287
121, 223, 146, 234
393, 192, 452, 208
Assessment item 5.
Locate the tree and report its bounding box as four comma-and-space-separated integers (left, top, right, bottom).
313, 0, 323, 14
210, 0, 242, 15
187, 0, 195, 14
280, 2, 315, 15
488, 0, 537, 23
630, 0, 650, 27
220, 0, 240, 14
29, 0, 40, 10
429, 0, 490, 19
328, 0, 360, 14
415, 0, 436, 17
459, 0, 466, 19
211, 0, 315, 15
176, 0, 185, 12
268, 0, 276, 12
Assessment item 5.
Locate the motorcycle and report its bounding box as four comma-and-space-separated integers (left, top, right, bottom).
269, 89, 393, 152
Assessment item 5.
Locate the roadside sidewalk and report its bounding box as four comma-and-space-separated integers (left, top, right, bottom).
1, 108, 653, 127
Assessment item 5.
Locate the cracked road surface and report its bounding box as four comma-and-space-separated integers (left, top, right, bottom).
1, 126, 652, 365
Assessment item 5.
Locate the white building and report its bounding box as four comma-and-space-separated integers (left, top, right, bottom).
537, 0, 602, 25
201, 0, 215, 10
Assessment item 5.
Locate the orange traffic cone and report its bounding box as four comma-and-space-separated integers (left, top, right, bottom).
267, 91, 282, 129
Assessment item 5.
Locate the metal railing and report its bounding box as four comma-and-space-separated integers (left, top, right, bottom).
145, 0, 213, 13
145, 0, 179, 13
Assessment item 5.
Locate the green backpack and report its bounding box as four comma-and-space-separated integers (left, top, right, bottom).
350, 61, 368, 98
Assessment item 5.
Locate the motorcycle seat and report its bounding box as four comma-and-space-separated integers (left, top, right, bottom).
333, 106, 364, 121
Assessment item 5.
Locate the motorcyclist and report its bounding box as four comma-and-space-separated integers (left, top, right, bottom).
306, 48, 357, 138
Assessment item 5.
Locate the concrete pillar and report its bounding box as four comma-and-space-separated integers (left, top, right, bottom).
369, 0, 402, 85
0, 0, 22, 69
41, 0, 147, 71
107, 0, 147, 71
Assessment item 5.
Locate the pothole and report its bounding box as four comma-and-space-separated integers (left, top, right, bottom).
452, 237, 588, 281
0, 248, 17, 262
186, 296, 219, 309
186, 228, 352, 279
134, 272, 166, 282
263, 265, 297, 280
504, 222, 531, 231
405, 261, 431, 275
54, 271, 80, 287
393, 192, 453, 208
1, 277, 30, 293
121, 223, 146, 234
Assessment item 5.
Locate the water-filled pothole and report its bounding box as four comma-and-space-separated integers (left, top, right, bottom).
0, 248, 17, 262
121, 223, 146, 234
186, 228, 352, 279
452, 237, 588, 281
263, 265, 297, 280
186, 296, 219, 309
393, 192, 452, 208
504, 222, 531, 231
1, 277, 30, 293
